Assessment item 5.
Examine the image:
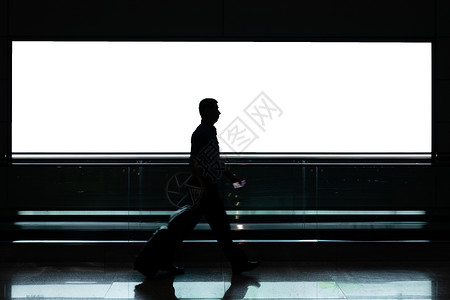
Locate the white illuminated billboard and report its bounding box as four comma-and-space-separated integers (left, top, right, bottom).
12, 42, 431, 154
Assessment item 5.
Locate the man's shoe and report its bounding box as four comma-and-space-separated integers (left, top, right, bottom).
232, 261, 260, 275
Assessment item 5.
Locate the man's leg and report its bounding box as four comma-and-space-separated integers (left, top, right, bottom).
168, 204, 203, 244
203, 183, 248, 266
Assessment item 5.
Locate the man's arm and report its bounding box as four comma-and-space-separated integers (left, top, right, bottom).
221, 160, 241, 183
190, 156, 205, 186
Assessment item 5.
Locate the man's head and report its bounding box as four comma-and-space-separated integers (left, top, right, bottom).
199, 98, 220, 124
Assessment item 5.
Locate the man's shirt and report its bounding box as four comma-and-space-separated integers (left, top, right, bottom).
190, 121, 222, 182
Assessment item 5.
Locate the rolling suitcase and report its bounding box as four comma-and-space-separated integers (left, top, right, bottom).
134, 225, 172, 278
134, 204, 201, 277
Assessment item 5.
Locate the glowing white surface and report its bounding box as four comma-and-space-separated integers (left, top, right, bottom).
12, 42, 431, 153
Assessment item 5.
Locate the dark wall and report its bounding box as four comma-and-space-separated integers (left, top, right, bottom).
1, 0, 449, 212
5, 0, 437, 39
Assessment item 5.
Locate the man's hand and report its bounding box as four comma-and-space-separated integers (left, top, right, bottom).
230, 175, 242, 183
222, 161, 242, 183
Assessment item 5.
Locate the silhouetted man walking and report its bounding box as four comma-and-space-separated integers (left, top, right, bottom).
185, 98, 259, 274
134, 98, 258, 277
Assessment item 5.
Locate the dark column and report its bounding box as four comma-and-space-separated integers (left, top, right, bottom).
1, 0, 10, 213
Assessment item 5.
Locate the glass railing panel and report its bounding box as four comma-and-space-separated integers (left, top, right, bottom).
132, 165, 302, 212
9, 165, 129, 210
316, 165, 434, 210
4, 159, 442, 242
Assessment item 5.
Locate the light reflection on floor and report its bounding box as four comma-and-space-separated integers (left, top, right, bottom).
4, 263, 437, 300
9, 280, 433, 299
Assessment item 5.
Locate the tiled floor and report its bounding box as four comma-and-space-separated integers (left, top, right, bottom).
1, 261, 450, 299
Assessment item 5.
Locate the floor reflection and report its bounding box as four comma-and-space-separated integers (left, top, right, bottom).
135, 275, 177, 300
9, 279, 433, 299
134, 274, 261, 300
3, 262, 441, 300
223, 275, 261, 299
